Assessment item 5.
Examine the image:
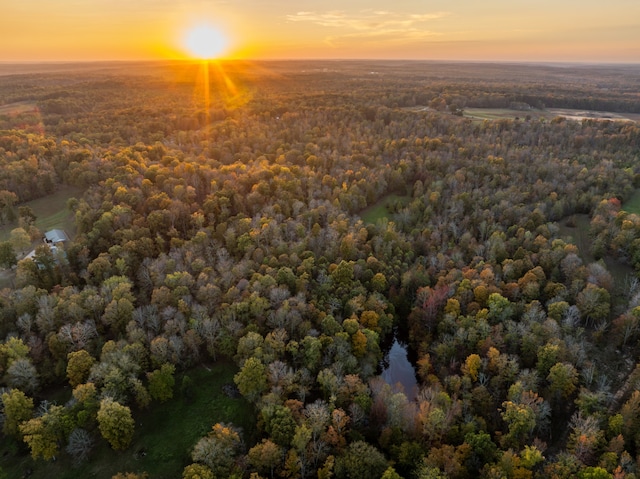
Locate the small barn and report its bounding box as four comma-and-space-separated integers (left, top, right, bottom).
44, 229, 69, 244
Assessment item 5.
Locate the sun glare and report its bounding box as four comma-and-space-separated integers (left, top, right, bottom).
183, 24, 228, 59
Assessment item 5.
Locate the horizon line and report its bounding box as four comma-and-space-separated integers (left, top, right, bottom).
1, 58, 640, 66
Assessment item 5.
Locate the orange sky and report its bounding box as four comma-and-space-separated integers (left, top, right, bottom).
2, 1, 639, 62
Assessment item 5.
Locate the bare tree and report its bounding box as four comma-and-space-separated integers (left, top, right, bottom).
66, 428, 94, 464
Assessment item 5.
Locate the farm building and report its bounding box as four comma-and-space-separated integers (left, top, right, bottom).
44, 229, 69, 244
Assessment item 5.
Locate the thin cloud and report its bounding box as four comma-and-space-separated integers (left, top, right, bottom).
286, 10, 448, 47
325, 31, 442, 48
286, 9, 448, 30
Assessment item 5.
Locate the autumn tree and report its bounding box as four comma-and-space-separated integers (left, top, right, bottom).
1, 389, 34, 437
0, 190, 18, 224
191, 423, 242, 477
248, 439, 282, 479
111, 473, 148, 479
97, 398, 135, 450
182, 463, 214, 479
20, 405, 66, 460
67, 349, 96, 387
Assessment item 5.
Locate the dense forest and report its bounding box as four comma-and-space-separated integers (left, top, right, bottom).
1, 60, 640, 478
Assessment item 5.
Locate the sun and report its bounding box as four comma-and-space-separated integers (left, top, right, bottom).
183, 24, 228, 59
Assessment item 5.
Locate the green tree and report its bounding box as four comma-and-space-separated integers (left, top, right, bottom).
130, 377, 151, 409
547, 362, 579, 401
67, 350, 96, 387
292, 424, 312, 478
10, 227, 31, 254
334, 441, 388, 479
500, 400, 536, 448
263, 405, 297, 447
0, 336, 30, 374
381, 467, 402, 479
18, 206, 37, 229
576, 284, 610, 325
370, 273, 388, 293
536, 342, 561, 377
416, 466, 447, 479
487, 292, 512, 323
1, 389, 34, 437
234, 357, 268, 402
464, 431, 498, 474
182, 463, 214, 479
578, 467, 613, 479
331, 260, 355, 287
0, 190, 18, 224
19, 405, 65, 460
31, 243, 60, 290
97, 398, 135, 450
318, 455, 335, 479
0, 241, 17, 269
520, 445, 544, 469
147, 363, 175, 402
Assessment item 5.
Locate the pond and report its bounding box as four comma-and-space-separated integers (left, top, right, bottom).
381, 338, 419, 401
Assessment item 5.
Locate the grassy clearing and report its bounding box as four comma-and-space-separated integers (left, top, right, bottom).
546, 108, 640, 122
361, 194, 411, 224
463, 108, 542, 121
1, 362, 255, 479
0, 101, 37, 115
557, 214, 634, 310
557, 214, 595, 264
463, 107, 639, 123
0, 185, 84, 242
623, 190, 640, 215
555, 215, 636, 403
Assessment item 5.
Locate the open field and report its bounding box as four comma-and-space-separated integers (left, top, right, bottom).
0, 101, 38, 116
360, 194, 411, 224
462, 107, 640, 122
557, 214, 634, 302
462, 108, 540, 120
623, 190, 640, 215
0, 185, 84, 243
546, 108, 640, 122
0, 186, 84, 288
1, 362, 255, 479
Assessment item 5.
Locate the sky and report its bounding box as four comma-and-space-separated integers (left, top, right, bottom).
2, 0, 640, 63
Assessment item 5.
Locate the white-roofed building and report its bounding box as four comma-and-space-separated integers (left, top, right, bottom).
44, 229, 69, 244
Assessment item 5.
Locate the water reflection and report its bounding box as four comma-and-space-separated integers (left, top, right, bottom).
381, 339, 418, 401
